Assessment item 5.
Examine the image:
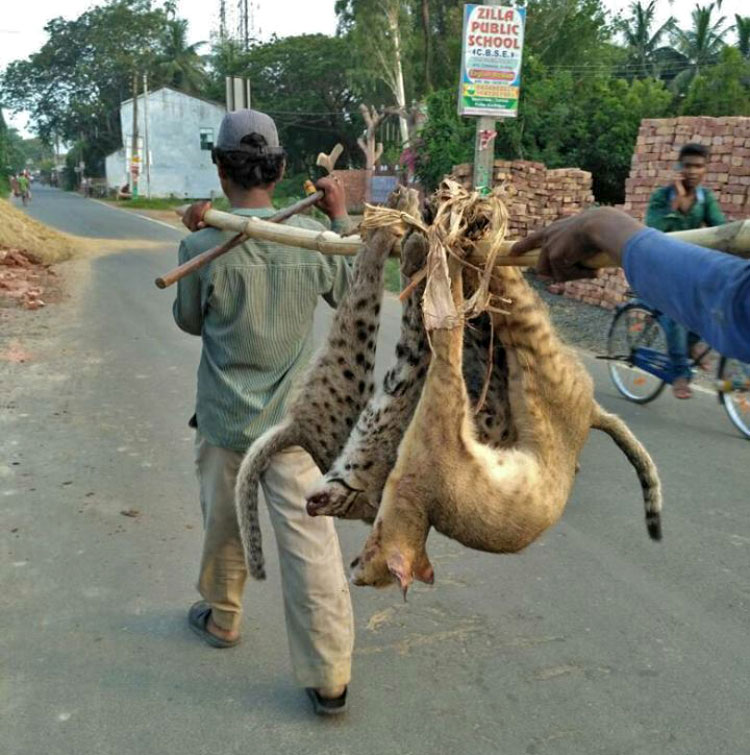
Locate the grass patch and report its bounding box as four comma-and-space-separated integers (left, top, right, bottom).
103, 196, 187, 210
385, 258, 402, 294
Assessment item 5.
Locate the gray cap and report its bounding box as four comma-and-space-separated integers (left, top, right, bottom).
215, 109, 281, 153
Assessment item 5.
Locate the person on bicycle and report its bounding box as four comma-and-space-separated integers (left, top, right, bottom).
510, 207, 750, 363
644, 143, 726, 399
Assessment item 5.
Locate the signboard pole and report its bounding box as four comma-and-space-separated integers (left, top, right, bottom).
458, 1, 526, 192
473, 114, 496, 193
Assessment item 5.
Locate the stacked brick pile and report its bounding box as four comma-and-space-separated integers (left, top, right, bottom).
0, 247, 51, 310
452, 160, 594, 238
555, 116, 750, 309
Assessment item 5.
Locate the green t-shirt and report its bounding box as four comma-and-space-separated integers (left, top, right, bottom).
645, 185, 726, 232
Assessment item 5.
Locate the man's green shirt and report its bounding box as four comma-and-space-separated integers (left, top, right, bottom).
645, 185, 726, 232
173, 208, 352, 452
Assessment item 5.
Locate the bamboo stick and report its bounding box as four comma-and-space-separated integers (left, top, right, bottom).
185, 207, 750, 267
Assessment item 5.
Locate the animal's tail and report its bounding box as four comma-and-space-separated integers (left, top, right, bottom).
234, 421, 296, 579
591, 405, 663, 541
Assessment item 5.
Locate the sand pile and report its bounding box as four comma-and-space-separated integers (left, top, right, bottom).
0, 199, 80, 264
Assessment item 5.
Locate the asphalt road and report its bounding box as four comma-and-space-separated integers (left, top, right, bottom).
3, 186, 748, 755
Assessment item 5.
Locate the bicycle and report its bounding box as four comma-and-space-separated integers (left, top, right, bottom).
602, 298, 750, 440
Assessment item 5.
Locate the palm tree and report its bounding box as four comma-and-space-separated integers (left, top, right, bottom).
670, 2, 729, 91
155, 19, 208, 94
735, 15, 750, 59
619, 0, 676, 79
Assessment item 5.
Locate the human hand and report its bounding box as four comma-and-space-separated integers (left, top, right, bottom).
315, 175, 348, 222
510, 207, 643, 282
673, 174, 687, 196
182, 200, 212, 232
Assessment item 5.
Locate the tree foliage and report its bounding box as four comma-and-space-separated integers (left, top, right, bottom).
1, 0, 182, 175
2, 0, 749, 201
682, 46, 750, 116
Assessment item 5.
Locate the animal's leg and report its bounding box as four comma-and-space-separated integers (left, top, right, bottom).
591, 405, 663, 540
235, 187, 421, 576
306, 231, 431, 520
350, 263, 470, 592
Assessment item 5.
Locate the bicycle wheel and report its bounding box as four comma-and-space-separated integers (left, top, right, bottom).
607, 303, 668, 403
717, 356, 750, 439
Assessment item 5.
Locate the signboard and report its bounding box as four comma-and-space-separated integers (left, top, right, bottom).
370, 174, 399, 204
458, 4, 525, 118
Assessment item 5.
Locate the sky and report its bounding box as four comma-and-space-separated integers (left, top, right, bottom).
1, 0, 746, 136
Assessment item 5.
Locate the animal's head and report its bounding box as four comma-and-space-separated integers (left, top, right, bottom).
349, 522, 434, 599
306, 477, 377, 522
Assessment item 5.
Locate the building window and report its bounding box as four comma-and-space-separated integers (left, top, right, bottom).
200, 128, 214, 151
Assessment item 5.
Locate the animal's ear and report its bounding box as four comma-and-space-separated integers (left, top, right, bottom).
386, 551, 413, 601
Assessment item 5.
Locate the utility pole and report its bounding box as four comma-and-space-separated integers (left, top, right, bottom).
143, 72, 151, 199
219, 0, 227, 39
130, 72, 139, 198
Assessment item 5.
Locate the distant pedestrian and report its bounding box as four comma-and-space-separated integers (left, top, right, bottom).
16, 173, 30, 206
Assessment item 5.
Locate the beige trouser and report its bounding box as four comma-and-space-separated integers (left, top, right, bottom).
194, 433, 354, 688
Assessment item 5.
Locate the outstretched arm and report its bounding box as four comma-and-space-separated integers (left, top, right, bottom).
511, 208, 750, 361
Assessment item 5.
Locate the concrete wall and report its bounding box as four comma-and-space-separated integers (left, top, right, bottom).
106, 88, 225, 198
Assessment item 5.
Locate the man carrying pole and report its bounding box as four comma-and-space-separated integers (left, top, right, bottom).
173, 109, 354, 715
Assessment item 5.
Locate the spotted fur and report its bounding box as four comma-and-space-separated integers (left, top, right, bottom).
351, 255, 662, 594
305, 237, 515, 523
234, 187, 420, 579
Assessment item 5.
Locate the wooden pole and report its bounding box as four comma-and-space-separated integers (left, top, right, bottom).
143, 71, 151, 199
130, 72, 139, 198
158, 208, 750, 266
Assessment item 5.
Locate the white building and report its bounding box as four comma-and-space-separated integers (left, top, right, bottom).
105, 87, 226, 198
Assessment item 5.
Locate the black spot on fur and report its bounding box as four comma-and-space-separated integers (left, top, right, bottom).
343, 369, 355, 381
373, 303, 381, 315
355, 353, 365, 365
362, 461, 373, 470
357, 330, 368, 343
355, 318, 367, 328
358, 381, 366, 394
337, 356, 346, 366
367, 323, 376, 334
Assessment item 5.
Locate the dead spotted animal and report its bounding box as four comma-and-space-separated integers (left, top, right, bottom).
306, 235, 514, 523
351, 182, 662, 596
234, 186, 421, 580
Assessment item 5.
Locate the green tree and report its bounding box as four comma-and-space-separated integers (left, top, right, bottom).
735, 15, 750, 59
335, 0, 413, 144
212, 34, 367, 174
522, 0, 617, 69
155, 18, 208, 93
681, 46, 750, 116
1, 0, 178, 175
670, 2, 729, 92
618, 1, 676, 79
